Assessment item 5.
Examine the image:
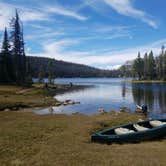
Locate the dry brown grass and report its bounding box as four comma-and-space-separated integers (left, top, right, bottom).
124, 80, 166, 83
0, 111, 165, 166
0, 84, 89, 111
0, 84, 66, 111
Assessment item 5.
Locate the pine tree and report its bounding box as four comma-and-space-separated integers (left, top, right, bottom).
133, 52, 144, 80
0, 52, 4, 83
163, 51, 166, 80
10, 10, 26, 84
47, 60, 54, 84
0, 28, 11, 83
156, 46, 165, 80
20, 22, 26, 81
155, 56, 160, 80
147, 51, 156, 79
119, 65, 126, 78
143, 53, 148, 80
38, 66, 44, 83
161, 45, 165, 79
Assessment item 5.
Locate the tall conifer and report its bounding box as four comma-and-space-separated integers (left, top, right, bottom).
0, 28, 11, 83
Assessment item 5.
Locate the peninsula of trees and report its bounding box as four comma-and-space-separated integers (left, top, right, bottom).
120, 46, 166, 81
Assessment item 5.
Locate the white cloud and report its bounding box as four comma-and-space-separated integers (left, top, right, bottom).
103, 0, 158, 29
44, 39, 80, 55
45, 5, 88, 21
83, 0, 158, 29
0, 2, 50, 30
21, 11, 49, 22
0, 1, 87, 31
25, 31, 64, 40
28, 38, 166, 69
28, 39, 166, 69
104, 65, 121, 70
0, 2, 14, 30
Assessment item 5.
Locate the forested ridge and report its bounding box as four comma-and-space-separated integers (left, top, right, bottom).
27, 56, 120, 78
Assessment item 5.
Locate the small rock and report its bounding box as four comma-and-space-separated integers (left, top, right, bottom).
138, 119, 144, 122
65, 99, 72, 103
75, 102, 80, 104
56, 102, 62, 106
115, 112, 119, 116
67, 100, 74, 104
72, 112, 79, 115
4, 108, 10, 111
63, 102, 68, 106
98, 108, 106, 114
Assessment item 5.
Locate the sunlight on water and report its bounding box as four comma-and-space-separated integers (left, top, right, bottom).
34, 78, 166, 118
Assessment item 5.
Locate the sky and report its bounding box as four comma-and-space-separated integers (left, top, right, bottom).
0, 0, 166, 69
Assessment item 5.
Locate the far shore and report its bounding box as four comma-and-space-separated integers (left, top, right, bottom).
123, 79, 166, 83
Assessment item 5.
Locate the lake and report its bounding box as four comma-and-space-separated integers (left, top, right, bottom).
35, 78, 166, 118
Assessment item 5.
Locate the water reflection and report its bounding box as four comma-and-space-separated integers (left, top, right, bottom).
34, 78, 166, 118
131, 83, 166, 116
122, 82, 126, 99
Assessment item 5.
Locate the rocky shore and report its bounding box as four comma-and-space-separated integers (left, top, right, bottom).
0, 83, 91, 111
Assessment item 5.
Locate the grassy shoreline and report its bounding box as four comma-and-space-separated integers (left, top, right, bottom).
0, 83, 89, 111
0, 111, 166, 165
123, 80, 166, 83
1, 84, 166, 165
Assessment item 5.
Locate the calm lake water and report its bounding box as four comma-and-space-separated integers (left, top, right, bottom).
35, 78, 166, 118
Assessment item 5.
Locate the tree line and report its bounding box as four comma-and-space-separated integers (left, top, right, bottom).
27, 56, 120, 79
119, 46, 166, 80
0, 10, 32, 86
133, 46, 166, 80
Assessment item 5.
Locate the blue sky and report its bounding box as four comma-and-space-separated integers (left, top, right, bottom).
0, 0, 166, 69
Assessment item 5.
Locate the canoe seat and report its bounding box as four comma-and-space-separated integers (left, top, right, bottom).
114, 127, 135, 135
150, 120, 166, 127
133, 124, 149, 131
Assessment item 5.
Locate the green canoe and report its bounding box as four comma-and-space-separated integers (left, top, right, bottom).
91, 119, 166, 144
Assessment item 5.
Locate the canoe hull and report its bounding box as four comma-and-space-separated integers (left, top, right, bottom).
91, 119, 166, 144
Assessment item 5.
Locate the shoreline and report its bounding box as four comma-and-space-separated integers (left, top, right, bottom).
0, 83, 91, 111
123, 80, 166, 83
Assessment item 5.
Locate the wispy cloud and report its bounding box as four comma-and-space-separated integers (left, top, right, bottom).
28, 38, 166, 69
83, 0, 158, 29
0, 1, 88, 31
0, 2, 14, 30
25, 31, 64, 40
26, 23, 132, 43
21, 10, 49, 22
45, 5, 88, 21
103, 0, 158, 29
0, 2, 50, 30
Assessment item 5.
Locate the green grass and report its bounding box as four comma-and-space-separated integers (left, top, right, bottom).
0, 111, 166, 166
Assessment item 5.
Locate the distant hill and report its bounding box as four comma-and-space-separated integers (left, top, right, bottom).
27, 56, 120, 78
